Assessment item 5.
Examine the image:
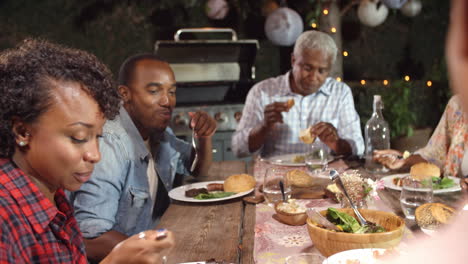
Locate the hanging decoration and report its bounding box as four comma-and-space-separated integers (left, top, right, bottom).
205, 0, 229, 20
401, 0, 422, 17
357, 0, 389, 27
265, 6, 304, 46
381, 0, 408, 9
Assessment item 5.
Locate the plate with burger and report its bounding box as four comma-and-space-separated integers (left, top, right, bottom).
381, 163, 461, 194
169, 174, 256, 203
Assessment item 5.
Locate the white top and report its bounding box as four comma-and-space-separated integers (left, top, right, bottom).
145, 140, 158, 200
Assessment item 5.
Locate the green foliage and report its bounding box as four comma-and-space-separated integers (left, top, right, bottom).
382, 80, 417, 139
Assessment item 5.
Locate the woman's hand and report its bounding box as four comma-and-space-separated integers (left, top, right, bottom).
373, 149, 406, 170
101, 229, 175, 264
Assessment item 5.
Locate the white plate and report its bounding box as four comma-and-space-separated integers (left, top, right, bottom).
325, 248, 387, 264
168, 181, 254, 203
266, 153, 334, 167
381, 173, 461, 194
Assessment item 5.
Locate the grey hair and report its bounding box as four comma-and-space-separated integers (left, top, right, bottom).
293, 30, 337, 65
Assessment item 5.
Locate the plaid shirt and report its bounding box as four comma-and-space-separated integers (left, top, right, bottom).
232, 72, 364, 158
0, 159, 87, 263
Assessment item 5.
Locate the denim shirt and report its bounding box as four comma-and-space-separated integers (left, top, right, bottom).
68, 107, 192, 238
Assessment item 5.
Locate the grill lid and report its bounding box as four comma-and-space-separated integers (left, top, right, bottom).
154, 28, 259, 83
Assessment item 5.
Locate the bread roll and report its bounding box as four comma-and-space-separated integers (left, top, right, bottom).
286, 99, 295, 111
286, 169, 314, 187
415, 203, 455, 229
410, 162, 441, 180
299, 127, 316, 144
224, 174, 256, 193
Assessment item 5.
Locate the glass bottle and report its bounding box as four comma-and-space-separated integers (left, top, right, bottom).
364, 95, 390, 173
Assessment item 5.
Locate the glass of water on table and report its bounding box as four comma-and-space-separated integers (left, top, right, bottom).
400, 175, 433, 220
263, 167, 292, 207
305, 141, 329, 176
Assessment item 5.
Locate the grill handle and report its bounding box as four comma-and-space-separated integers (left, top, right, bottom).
174, 28, 238, 41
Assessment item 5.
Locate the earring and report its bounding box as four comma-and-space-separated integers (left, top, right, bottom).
18, 141, 27, 147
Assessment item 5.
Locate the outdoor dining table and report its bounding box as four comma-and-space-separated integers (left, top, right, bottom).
156, 158, 463, 264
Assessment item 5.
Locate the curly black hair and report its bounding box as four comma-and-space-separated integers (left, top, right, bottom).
0, 38, 121, 158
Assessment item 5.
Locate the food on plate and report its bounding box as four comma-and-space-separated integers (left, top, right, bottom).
392, 175, 455, 189
224, 174, 256, 193
286, 169, 314, 187
299, 126, 316, 144
286, 98, 295, 111
409, 162, 441, 180
415, 203, 456, 230
207, 183, 224, 192
185, 188, 208, 197
325, 170, 375, 206
276, 199, 306, 214
194, 192, 235, 200
292, 155, 305, 163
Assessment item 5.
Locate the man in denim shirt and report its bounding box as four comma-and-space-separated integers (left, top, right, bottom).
68, 54, 217, 262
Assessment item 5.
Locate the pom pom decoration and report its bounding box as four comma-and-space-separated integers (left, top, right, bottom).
264, 7, 304, 46
205, 0, 229, 20
401, 0, 422, 17
381, 0, 408, 9
357, 0, 389, 27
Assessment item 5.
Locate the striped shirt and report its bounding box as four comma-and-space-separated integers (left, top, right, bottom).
232, 72, 364, 158
0, 159, 87, 264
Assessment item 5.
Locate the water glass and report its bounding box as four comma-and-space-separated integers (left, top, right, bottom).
399, 175, 433, 220
263, 167, 292, 206
305, 141, 329, 175
285, 253, 326, 264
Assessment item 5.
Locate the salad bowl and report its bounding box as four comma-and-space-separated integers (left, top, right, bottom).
306, 208, 404, 257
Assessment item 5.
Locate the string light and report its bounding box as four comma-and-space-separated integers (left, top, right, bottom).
343, 51, 349, 57
336, 77, 342, 82
426, 80, 433, 87
330, 27, 337, 33
383, 80, 389, 86
360, 80, 366, 85
311, 22, 318, 28
323, 9, 329, 15
404, 75, 410, 81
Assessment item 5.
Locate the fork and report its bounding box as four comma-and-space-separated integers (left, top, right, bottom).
190, 127, 198, 172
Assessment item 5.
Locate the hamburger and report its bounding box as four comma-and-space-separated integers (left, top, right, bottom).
224, 174, 256, 193
410, 162, 441, 180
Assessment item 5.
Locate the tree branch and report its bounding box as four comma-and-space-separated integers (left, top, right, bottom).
340, 0, 360, 16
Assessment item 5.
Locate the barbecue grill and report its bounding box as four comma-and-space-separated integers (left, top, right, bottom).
154, 28, 259, 161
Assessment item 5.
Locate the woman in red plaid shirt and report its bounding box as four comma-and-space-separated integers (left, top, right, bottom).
0, 39, 174, 263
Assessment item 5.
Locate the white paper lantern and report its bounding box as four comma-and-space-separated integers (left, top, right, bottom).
264, 7, 304, 46
401, 0, 422, 17
358, 0, 389, 27
205, 0, 229, 20
382, 0, 408, 9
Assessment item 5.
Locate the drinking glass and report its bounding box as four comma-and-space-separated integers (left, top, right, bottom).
399, 175, 433, 220
263, 167, 291, 207
305, 141, 329, 176
285, 253, 326, 264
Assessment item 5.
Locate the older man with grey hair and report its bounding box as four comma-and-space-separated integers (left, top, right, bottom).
232, 30, 364, 158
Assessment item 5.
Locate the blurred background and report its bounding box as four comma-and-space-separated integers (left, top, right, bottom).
0, 0, 450, 154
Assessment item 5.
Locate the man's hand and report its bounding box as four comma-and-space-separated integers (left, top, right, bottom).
373, 149, 406, 170
310, 122, 339, 146
188, 111, 217, 138
263, 101, 292, 129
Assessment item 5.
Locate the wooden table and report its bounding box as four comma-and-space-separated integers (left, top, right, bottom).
156, 160, 256, 263
157, 159, 464, 263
